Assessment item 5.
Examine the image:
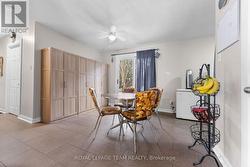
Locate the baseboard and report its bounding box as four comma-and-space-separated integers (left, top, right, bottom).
158, 108, 175, 114
18, 114, 41, 124
213, 146, 233, 167
0, 108, 7, 113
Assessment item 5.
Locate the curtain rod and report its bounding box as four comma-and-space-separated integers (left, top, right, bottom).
111, 48, 159, 57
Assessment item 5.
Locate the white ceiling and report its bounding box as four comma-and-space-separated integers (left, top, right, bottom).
30, 0, 215, 51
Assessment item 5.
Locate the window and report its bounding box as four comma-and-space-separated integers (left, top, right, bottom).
115, 54, 136, 92
119, 59, 134, 89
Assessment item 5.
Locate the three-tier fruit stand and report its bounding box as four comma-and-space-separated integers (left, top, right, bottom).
188, 64, 221, 167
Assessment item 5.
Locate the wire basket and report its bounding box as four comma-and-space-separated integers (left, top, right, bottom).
190, 123, 220, 147
191, 106, 208, 122
191, 104, 220, 122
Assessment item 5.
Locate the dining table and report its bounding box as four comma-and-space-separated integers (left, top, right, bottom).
102, 92, 136, 135
102, 92, 136, 110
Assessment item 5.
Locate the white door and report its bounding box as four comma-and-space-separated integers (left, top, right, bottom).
114, 53, 136, 93
6, 41, 22, 115
241, 0, 250, 166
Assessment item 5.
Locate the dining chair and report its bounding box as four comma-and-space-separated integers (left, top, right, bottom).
149, 87, 164, 129
121, 90, 158, 153
112, 87, 136, 128
88, 88, 122, 140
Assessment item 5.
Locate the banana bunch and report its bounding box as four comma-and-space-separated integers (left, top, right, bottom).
193, 77, 220, 95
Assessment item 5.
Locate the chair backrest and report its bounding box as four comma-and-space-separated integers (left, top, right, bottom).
122, 87, 136, 93
149, 87, 163, 109
88, 88, 101, 114
135, 90, 158, 117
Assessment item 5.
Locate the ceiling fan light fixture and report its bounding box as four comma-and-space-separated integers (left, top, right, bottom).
108, 33, 117, 42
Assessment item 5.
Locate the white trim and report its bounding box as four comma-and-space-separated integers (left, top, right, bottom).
18, 114, 41, 124
0, 109, 7, 114
0, 108, 6, 112
158, 108, 175, 113
241, 0, 250, 166
213, 146, 233, 167
5, 39, 23, 116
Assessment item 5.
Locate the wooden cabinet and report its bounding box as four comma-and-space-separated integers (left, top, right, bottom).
41, 48, 64, 123
95, 62, 102, 105
41, 47, 108, 123
63, 52, 78, 117
51, 56, 64, 120
101, 64, 108, 106
95, 62, 108, 106
86, 59, 95, 110
79, 57, 87, 113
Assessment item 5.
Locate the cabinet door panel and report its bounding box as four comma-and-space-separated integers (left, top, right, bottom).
64, 98, 76, 116
101, 64, 108, 106
86, 59, 95, 76
79, 57, 86, 73
52, 71, 64, 98
95, 62, 102, 105
50, 49, 64, 121
79, 73, 87, 112
64, 72, 76, 97
52, 99, 64, 120
86, 59, 95, 110
64, 53, 78, 116
64, 52, 77, 72
51, 49, 63, 70
87, 75, 95, 109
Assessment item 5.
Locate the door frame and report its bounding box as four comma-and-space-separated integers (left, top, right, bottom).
5, 38, 23, 116
114, 53, 136, 93
240, 0, 250, 166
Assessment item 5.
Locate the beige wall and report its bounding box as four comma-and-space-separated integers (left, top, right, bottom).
4, 19, 103, 122
0, 36, 9, 111
20, 23, 36, 119
105, 37, 215, 112
32, 22, 103, 119
215, 0, 241, 166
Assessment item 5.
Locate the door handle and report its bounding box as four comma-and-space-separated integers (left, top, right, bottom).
244, 87, 250, 94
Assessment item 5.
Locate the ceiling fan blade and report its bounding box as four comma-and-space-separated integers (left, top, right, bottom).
117, 35, 126, 42
98, 35, 109, 39
98, 32, 109, 39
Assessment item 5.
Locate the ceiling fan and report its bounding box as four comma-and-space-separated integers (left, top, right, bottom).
98, 25, 126, 43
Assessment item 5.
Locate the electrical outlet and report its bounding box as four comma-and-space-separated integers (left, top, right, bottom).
170, 101, 175, 111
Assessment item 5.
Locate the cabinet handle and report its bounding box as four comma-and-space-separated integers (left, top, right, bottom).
244, 87, 250, 94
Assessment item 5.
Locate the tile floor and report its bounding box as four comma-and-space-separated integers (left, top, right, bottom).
0, 111, 219, 167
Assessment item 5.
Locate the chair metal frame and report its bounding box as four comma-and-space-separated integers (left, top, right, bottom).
122, 90, 158, 153
88, 88, 123, 140
149, 88, 164, 129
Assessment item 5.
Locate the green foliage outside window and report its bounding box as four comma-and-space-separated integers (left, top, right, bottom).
119, 59, 134, 89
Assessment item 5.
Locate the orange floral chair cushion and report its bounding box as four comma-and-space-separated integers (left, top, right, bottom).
89, 88, 100, 112
89, 88, 121, 115
122, 90, 158, 121
149, 87, 163, 109
101, 106, 121, 115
